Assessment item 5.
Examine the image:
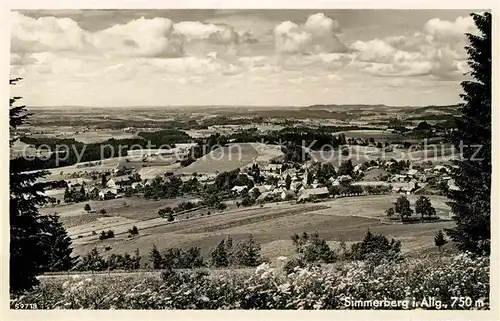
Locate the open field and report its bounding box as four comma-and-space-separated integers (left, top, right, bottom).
335, 129, 405, 141
40, 196, 197, 221
178, 143, 283, 174
310, 145, 455, 165
66, 194, 454, 263
71, 131, 140, 144
138, 163, 182, 179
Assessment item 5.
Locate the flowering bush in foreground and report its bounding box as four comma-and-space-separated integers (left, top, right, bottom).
11, 253, 489, 310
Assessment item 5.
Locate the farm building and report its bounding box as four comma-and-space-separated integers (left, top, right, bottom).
249, 185, 274, 195
257, 191, 273, 202
331, 175, 353, 186
406, 169, 418, 176
114, 162, 136, 174
392, 185, 401, 193
433, 165, 449, 173
298, 187, 329, 201
107, 175, 132, 189
400, 180, 419, 195
99, 188, 117, 200
197, 173, 217, 183
131, 182, 142, 190
231, 185, 248, 194
338, 175, 352, 182
66, 178, 93, 188
262, 164, 282, 173
127, 148, 172, 158
280, 190, 295, 200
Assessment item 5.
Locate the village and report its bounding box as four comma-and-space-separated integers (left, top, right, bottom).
51, 143, 459, 215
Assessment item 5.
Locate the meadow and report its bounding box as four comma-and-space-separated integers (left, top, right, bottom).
50, 194, 455, 263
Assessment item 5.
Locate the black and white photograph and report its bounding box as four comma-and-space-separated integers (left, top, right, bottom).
6, 4, 494, 313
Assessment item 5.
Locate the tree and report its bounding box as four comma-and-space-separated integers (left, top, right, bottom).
38, 215, 77, 272
434, 230, 448, 255
350, 230, 401, 261
285, 174, 292, 190
100, 208, 107, 215
166, 212, 175, 222
415, 196, 435, 220
385, 208, 395, 217
128, 226, 139, 236
394, 196, 413, 220
338, 160, 354, 176
76, 248, 107, 271
292, 231, 336, 263
233, 235, 262, 267
149, 244, 165, 269
101, 174, 107, 187
10, 78, 73, 293
210, 239, 229, 267
446, 12, 491, 255
79, 184, 86, 198
181, 247, 205, 268
84, 203, 91, 213
306, 170, 313, 186
64, 187, 72, 203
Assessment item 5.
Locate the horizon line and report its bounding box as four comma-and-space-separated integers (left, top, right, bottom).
27, 103, 462, 109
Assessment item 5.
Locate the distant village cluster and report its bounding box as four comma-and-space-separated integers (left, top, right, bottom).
53, 144, 459, 222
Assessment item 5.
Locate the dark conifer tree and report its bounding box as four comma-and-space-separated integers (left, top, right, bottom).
446, 12, 491, 255
10, 78, 74, 293
149, 244, 165, 269
38, 215, 77, 272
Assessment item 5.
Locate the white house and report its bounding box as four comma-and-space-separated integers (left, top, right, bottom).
433, 165, 449, 173
448, 179, 460, 191
231, 185, 248, 194
131, 182, 142, 190
338, 175, 352, 182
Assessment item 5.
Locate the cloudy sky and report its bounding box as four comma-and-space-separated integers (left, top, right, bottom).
10, 9, 479, 107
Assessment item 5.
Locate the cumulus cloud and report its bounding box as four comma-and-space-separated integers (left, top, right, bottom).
93, 17, 184, 58
350, 15, 476, 79
424, 16, 476, 42
11, 12, 252, 59
11, 12, 91, 53
12, 12, 184, 58
174, 21, 239, 45
274, 13, 348, 55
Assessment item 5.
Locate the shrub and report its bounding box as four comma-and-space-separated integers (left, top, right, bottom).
232, 236, 262, 267
99, 230, 115, 240
84, 204, 91, 213
282, 256, 306, 274
349, 230, 401, 262
210, 238, 232, 267
435, 230, 448, 253
12, 254, 490, 310
291, 232, 337, 263
128, 226, 139, 236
